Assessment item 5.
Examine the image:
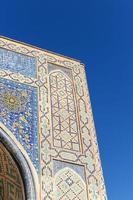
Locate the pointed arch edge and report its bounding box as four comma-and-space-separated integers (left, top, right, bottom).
0, 121, 39, 200
53, 167, 88, 200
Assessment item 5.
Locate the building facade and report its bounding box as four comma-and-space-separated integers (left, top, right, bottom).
0, 36, 107, 200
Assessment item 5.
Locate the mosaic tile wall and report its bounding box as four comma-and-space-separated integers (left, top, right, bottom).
0, 37, 107, 200
49, 70, 81, 151
54, 167, 88, 200
0, 78, 39, 171
0, 48, 36, 78
0, 142, 25, 200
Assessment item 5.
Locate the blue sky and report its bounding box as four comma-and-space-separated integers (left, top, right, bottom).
0, 0, 133, 199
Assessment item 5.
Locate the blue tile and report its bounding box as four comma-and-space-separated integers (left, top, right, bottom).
0, 78, 39, 171
0, 48, 37, 78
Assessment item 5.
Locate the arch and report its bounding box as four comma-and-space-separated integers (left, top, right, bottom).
49, 70, 81, 152
0, 123, 38, 200
49, 69, 72, 81
0, 142, 25, 200
53, 167, 88, 200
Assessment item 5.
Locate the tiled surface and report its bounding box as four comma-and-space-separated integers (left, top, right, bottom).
0, 78, 39, 171
53, 160, 85, 181
54, 168, 87, 200
0, 37, 107, 200
49, 71, 81, 151
0, 142, 24, 200
0, 48, 36, 78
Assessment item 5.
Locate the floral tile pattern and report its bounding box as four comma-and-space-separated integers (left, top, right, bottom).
0, 78, 39, 171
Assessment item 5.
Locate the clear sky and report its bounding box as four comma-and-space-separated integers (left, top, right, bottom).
0, 0, 133, 199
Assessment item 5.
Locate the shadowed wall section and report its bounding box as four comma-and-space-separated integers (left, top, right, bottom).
0, 142, 25, 200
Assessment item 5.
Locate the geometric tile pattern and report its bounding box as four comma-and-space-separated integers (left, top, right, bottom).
53, 160, 85, 181
54, 167, 87, 200
0, 142, 25, 200
0, 47, 36, 78
48, 63, 73, 79
49, 71, 81, 151
0, 37, 108, 200
0, 78, 39, 171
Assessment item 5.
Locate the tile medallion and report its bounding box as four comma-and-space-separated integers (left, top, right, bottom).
0, 77, 39, 171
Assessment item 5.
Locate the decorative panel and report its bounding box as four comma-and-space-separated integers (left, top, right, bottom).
53, 160, 85, 181
0, 142, 25, 200
49, 70, 81, 151
0, 77, 39, 171
0, 48, 36, 78
54, 167, 87, 200
0, 37, 108, 200
48, 63, 73, 79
